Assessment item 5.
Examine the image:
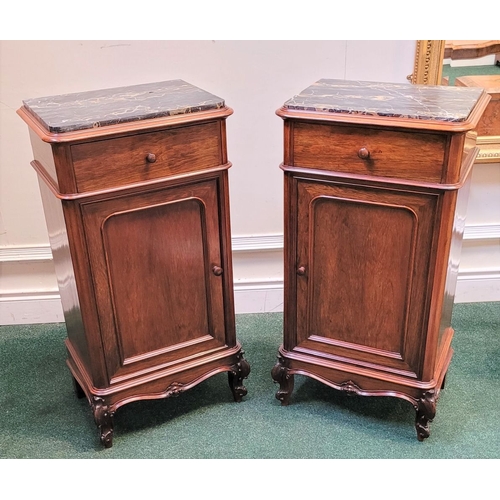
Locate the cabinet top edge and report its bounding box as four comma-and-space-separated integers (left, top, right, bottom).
278, 78, 491, 132
17, 105, 233, 143
19, 79, 228, 135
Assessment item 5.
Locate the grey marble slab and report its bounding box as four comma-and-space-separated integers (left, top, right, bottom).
283, 79, 484, 122
22, 80, 225, 133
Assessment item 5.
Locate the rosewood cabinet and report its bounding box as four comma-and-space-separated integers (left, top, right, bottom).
18, 80, 250, 448
272, 79, 490, 440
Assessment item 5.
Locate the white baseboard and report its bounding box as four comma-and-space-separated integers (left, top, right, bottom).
2, 270, 499, 325
454, 270, 500, 303
0, 292, 64, 325
234, 279, 284, 314
1, 229, 499, 325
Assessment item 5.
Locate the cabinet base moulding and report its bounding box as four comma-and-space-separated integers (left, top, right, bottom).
67, 340, 250, 448
271, 340, 452, 441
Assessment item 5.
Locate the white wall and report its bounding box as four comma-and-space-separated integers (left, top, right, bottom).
0, 40, 498, 324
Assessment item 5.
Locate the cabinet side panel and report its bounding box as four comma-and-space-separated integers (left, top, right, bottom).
438, 177, 471, 348
29, 131, 58, 188
283, 173, 299, 351
37, 179, 91, 369
217, 171, 236, 346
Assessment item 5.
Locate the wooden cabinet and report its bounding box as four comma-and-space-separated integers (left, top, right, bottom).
455, 75, 500, 164
272, 79, 490, 440
18, 80, 250, 447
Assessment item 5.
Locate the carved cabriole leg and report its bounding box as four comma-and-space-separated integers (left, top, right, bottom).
414, 390, 437, 441
228, 350, 251, 402
91, 397, 115, 449
271, 355, 294, 406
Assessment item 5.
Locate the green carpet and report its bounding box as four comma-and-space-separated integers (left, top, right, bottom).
442, 63, 500, 86
0, 302, 498, 459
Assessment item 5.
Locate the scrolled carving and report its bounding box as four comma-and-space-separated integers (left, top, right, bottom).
228, 350, 251, 402
165, 382, 185, 397
271, 355, 294, 406
339, 380, 361, 396
414, 390, 437, 441
91, 396, 115, 449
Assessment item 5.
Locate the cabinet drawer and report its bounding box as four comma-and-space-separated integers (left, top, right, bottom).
71, 121, 222, 192
292, 122, 447, 182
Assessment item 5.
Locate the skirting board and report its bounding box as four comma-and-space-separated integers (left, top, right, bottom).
1, 272, 499, 325
1, 229, 499, 325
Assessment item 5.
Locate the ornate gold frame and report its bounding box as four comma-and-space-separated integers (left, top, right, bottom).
410, 40, 445, 85
411, 40, 499, 163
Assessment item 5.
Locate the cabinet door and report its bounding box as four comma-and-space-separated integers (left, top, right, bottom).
293, 178, 439, 379
81, 179, 229, 384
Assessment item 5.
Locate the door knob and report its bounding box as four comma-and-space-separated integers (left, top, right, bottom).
212, 266, 223, 276
357, 147, 370, 160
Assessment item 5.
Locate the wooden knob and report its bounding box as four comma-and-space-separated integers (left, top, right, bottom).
146, 153, 157, 163
357, 147, 370, 160
212, 266, 223, 276
297, 266, 306, 276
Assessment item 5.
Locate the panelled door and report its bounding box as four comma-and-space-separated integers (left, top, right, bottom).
292, 177, 440, 379
81, 178, 228, 384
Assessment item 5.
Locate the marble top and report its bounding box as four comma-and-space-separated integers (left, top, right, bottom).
283, 79, 484, 122
22, 80, 225, 133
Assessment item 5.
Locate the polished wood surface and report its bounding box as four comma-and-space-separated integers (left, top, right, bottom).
292, 121, 447, 182
81, 180, 228, 383
294, 180, 438, 379
18, 96, 249, 448
444, 40, 500, 60
455, 75, 500, 137
454, 75, 500, 163
273, 83, 488, 441
72, 122, 222, 192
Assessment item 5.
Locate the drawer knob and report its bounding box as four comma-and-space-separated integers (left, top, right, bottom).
297, 266, 306, 276
212, 266, 223, 276
146, 153, 157, 163
357, 147, 370, 160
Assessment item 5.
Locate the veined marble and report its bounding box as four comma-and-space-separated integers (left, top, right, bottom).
22, 80, 225, 133
283, 79, 484, 122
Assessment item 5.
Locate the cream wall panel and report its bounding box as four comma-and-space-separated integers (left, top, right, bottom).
0, 40, 416, 249
2, 40, 498, 323
465, 163, 500, 225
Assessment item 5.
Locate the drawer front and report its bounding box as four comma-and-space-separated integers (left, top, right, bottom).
71, 121, 222, 192
292, 122, 447, 182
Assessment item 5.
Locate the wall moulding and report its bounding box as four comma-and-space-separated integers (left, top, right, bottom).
1, 227, 499, 324
1, 223, 498, 265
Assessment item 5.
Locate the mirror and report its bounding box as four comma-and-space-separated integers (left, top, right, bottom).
411, 40, 500, 163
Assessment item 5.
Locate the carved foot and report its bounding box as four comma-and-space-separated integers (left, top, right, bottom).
91, 397, 115, 448
415, 390, 437, 441
271, 355, 294, 406
228, 350, 251, 402
72, 376, 85, 399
